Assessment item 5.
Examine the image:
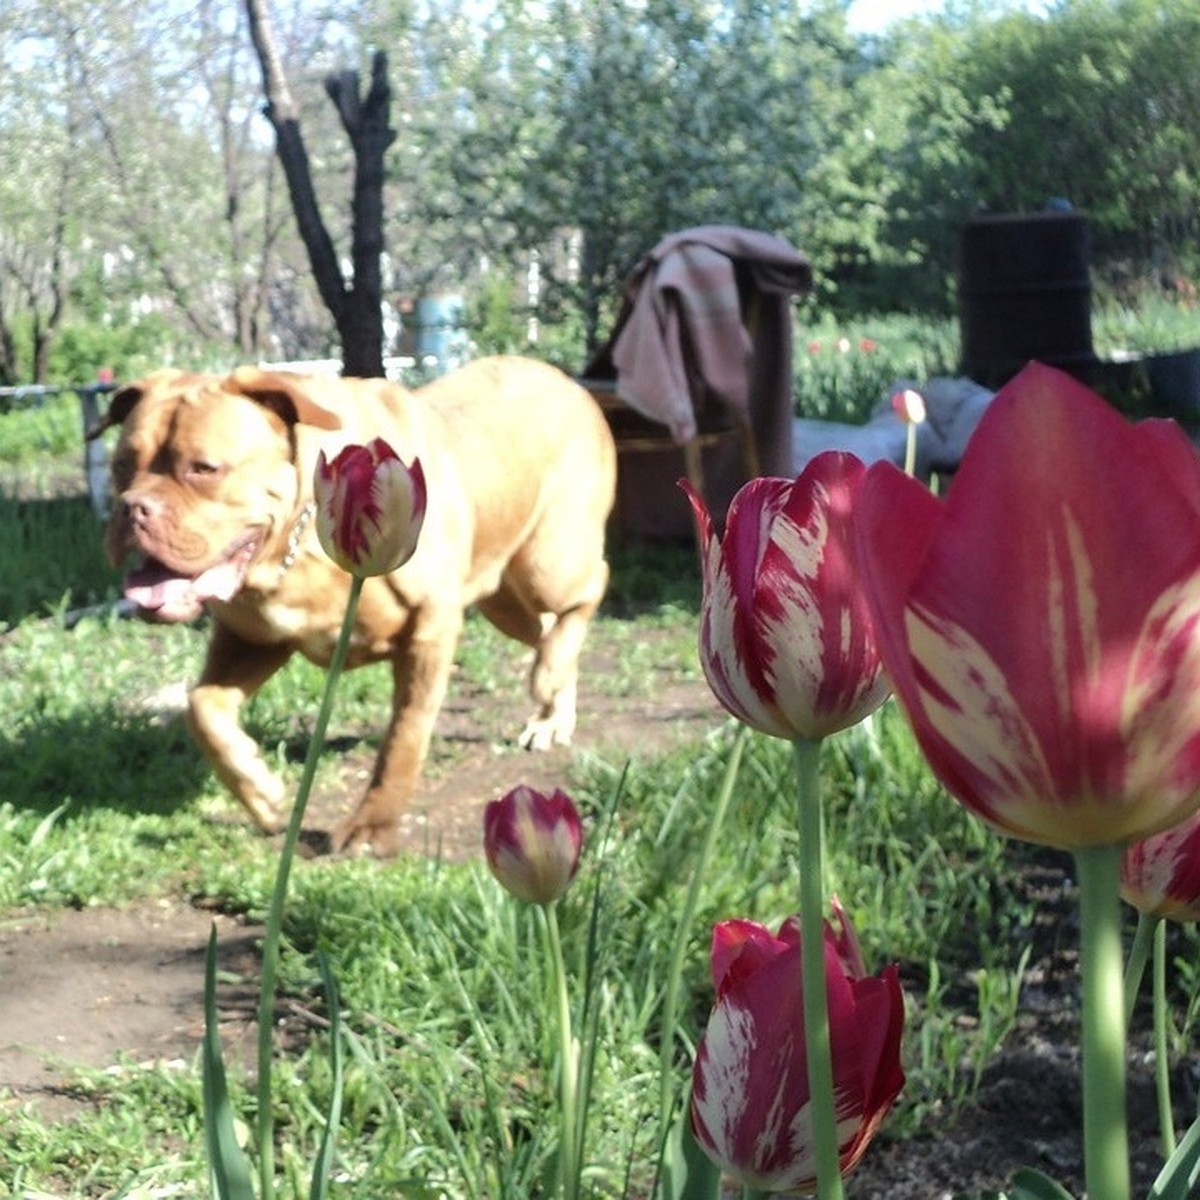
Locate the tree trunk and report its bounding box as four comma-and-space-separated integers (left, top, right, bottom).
243, 0, 393, 378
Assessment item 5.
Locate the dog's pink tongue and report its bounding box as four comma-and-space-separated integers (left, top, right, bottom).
124, 561, 205, 621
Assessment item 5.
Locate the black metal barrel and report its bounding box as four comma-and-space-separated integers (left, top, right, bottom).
958, 210, 1097, 387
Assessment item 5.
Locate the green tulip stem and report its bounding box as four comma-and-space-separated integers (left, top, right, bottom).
1123, 910, 1156, 1027
1153, 915, 1177, 1159
794, 736, 845, 1200
255, 573, 364, 1200
541, 901, 581, 1200
903, 423, 918, 478
1074, 844, 1131, 1200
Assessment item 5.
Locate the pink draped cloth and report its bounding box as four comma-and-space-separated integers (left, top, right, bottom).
584, 226, 812, 537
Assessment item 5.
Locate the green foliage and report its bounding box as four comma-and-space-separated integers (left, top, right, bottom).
0, 391, 81, 463
47, 313, 184, 386
793, 313, 960, 422
0, 486, 119, 626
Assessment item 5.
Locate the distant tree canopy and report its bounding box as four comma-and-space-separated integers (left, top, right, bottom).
1, 0, 1198, 382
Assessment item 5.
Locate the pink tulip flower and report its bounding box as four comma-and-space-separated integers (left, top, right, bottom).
691, 915, 905, 1192
483, 784, 583, 905
314, 438, 426, 577
1121, 811, 1200, 921
855, 361, 1200, 849
683, 454, 891, 741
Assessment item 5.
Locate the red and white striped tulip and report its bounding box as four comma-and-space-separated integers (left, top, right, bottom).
855, 361, 1200, 849
1121, 811, 1200, 921
314, 438, 426, 577
683, 453, 890, 741
691, 914, 905, 1192
483, 784, 584, 906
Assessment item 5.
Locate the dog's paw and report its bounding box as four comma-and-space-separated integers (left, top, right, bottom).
330, 816, 401, 859
518, 715, 574, 752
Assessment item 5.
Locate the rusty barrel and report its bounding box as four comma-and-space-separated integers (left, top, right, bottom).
958, 211, 1096, 387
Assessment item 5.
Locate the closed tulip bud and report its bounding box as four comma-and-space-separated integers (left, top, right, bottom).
890, 387, 926, 424
483, 784, 583, 905
314, 438, 426, 577
691, 915, 905, 1192
856, 362, 1200, 850
1121, 811, 1200, 921
683, 453, 890, 742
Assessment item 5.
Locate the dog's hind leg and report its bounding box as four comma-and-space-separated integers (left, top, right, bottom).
480, 558, 610, 753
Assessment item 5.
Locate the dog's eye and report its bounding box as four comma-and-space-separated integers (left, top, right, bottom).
187, 460, 224, 479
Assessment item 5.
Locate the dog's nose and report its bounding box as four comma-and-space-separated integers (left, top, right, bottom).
124, 493, 164, 524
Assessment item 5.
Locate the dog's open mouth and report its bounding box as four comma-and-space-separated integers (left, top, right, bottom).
123, 533, 261, 622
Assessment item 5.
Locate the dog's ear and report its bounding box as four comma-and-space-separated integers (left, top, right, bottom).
84, 370, 187, 440
227, 366, 344, 431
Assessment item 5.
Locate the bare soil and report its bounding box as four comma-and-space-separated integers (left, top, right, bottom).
0, 628, 1184, 1197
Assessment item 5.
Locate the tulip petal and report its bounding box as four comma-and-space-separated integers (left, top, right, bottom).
857, 363, 1200, 847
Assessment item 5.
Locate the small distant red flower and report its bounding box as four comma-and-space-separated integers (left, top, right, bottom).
807, 340, 822, 355
890, 388, 926, 425
859, 338, 877, 353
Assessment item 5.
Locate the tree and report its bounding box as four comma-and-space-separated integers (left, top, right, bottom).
244, 0, 394, 377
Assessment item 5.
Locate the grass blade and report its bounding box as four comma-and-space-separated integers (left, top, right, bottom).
1149, 1115, 1200, 1200
202, 923, 257, 1200
308, 951, 345, 1200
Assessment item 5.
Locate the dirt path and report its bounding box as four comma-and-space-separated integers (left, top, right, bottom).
0, 645, 726, 1122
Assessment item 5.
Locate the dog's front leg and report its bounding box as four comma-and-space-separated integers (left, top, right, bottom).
187, 625, 294, 833
331, 606, 463, 858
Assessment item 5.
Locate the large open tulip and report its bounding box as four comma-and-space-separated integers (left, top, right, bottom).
683, 453, 890, 741
854, 362, 1200, 850
314, 438, 426, 577
1121, 811, 1200, 921
691, 915, 904, 1193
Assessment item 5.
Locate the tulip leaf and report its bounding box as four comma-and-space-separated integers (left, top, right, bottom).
308, 951, 344, 1200
657, 1100, 721, 1200
1007, 1167, 1077, 1200
202, 923, 256, 1200
1148, 1114, 1200, 1200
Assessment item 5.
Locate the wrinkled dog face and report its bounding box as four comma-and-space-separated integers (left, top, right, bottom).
103, 374, 302, 623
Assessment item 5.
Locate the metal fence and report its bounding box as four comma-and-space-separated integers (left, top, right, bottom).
0, 381, 117, 517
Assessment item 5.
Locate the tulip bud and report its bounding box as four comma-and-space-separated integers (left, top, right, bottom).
683, 453, 890, 742
1121, 811, 1200, 922
691, 916, 905, 1191
890, 387, 926, 424
483, 784, 583, 905
314, 438, 426, 577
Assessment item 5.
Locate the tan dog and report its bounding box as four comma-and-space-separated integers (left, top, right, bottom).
90, 356, 617, 856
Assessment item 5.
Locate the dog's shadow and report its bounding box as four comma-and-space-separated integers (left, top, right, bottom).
0, 703, 211, 821
1, 706, 363, 858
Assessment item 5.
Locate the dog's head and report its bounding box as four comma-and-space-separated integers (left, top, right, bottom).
90, 367, 344, 622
